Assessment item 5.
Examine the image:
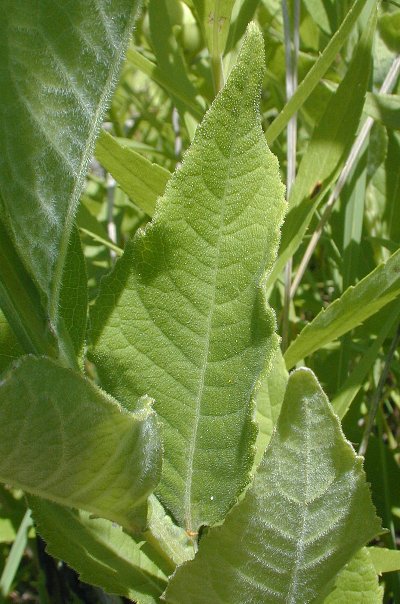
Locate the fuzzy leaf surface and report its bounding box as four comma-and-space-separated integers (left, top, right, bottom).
0, 356, 161, 531
0, 0, 139, 318
90, 24, 286, 532
165, 369, 381, 604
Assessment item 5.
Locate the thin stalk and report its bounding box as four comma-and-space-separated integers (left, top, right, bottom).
358, 323, 400, 457
291, 55, 400, 298
281, 0, 300, 351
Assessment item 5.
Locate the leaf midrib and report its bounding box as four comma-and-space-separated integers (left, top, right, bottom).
49, 6, 138, 324
183, 100, 245, 533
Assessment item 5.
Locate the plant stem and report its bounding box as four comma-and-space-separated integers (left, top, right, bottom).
281, 0, 300, 351
358, 323, 400, 457
290, 54, 400, 298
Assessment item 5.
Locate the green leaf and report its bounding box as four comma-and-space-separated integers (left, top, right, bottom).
0, 356, 161, 531
95, 131, 170, 216
254, 347, 288, 467
266, 3, 376, 289
0, 509, 33, 598
265, 0, 368, 145
192, 0, 235, 90
0, 0, 140, 322
30, 497, 167, 604
284, 248, 400, 368
324, 548, 383, 603
148, 0, 199, 118
378, 10, 400, 53
364, 93, 400, 131
126, 48, 204, 121
0, 310, 23, 374
77, 200, 123, 256
90, 24, 286, 532
59, 226, 88, 358
0, 220, 58, 359
368, 546, 400, 574
165, 369, 381, 604
145, 495, 195, 566
332, 300, 400, 419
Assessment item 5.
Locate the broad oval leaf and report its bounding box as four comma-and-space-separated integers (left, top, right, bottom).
165, 369, 381, 604
0, 0, 139, 320
90, 24, 286, 532
0, 356, 161, 531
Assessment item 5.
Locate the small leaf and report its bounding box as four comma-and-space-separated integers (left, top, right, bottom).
0, 356, 161, 531
324, 548, 383, 603
95, 131, 170, 216
254, 347, 288, 467
284, 248, 400, 368
368, 546, 400, 574
90, 24, 286, 532
165, 369, 381, 604
59, 226, 88, 358
30, 497, 167, 604
0, 0, 140, 320
364, 93, 400, 131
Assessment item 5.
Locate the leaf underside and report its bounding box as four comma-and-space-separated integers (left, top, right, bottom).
0, 356, 161, 531
0, 0, 139, 317
165, 369, 381, 604
90, 24, 286, 532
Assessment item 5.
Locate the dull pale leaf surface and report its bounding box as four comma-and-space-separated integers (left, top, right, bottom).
165, 369, 381, 604
0, 356, 161, 531
90, 24, 286, 532
0, 0, 139, 319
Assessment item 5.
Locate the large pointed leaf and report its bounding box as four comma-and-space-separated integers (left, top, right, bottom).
324, 548, 383, 603
0, 356, 161, 531
165, 369, 381, 604
30, 497, 167, 604
0, 0, 139, 320
284, 248, 400, 369
90, 24, 286, 532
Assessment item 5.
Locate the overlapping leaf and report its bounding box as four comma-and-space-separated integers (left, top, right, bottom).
0, 356, 161, 531
165, 369, 381, 604
90, 24, 286, 532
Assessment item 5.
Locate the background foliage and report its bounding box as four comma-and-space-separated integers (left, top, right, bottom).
1, 0, 400, 602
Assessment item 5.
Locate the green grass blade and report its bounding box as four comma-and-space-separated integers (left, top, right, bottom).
0, 357, 161, 532
369, 547, 400, 574
126, 48, 204, 120
0, 509, 33, 598
90, 24, 286, 532
265, 0, 367, 145
95, 131, 170, 216
284, 249, 400, 368
266, 5, 376, 289
332, 300, 400, 419
165, 369, 381, 604
0, 1, 140, 322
